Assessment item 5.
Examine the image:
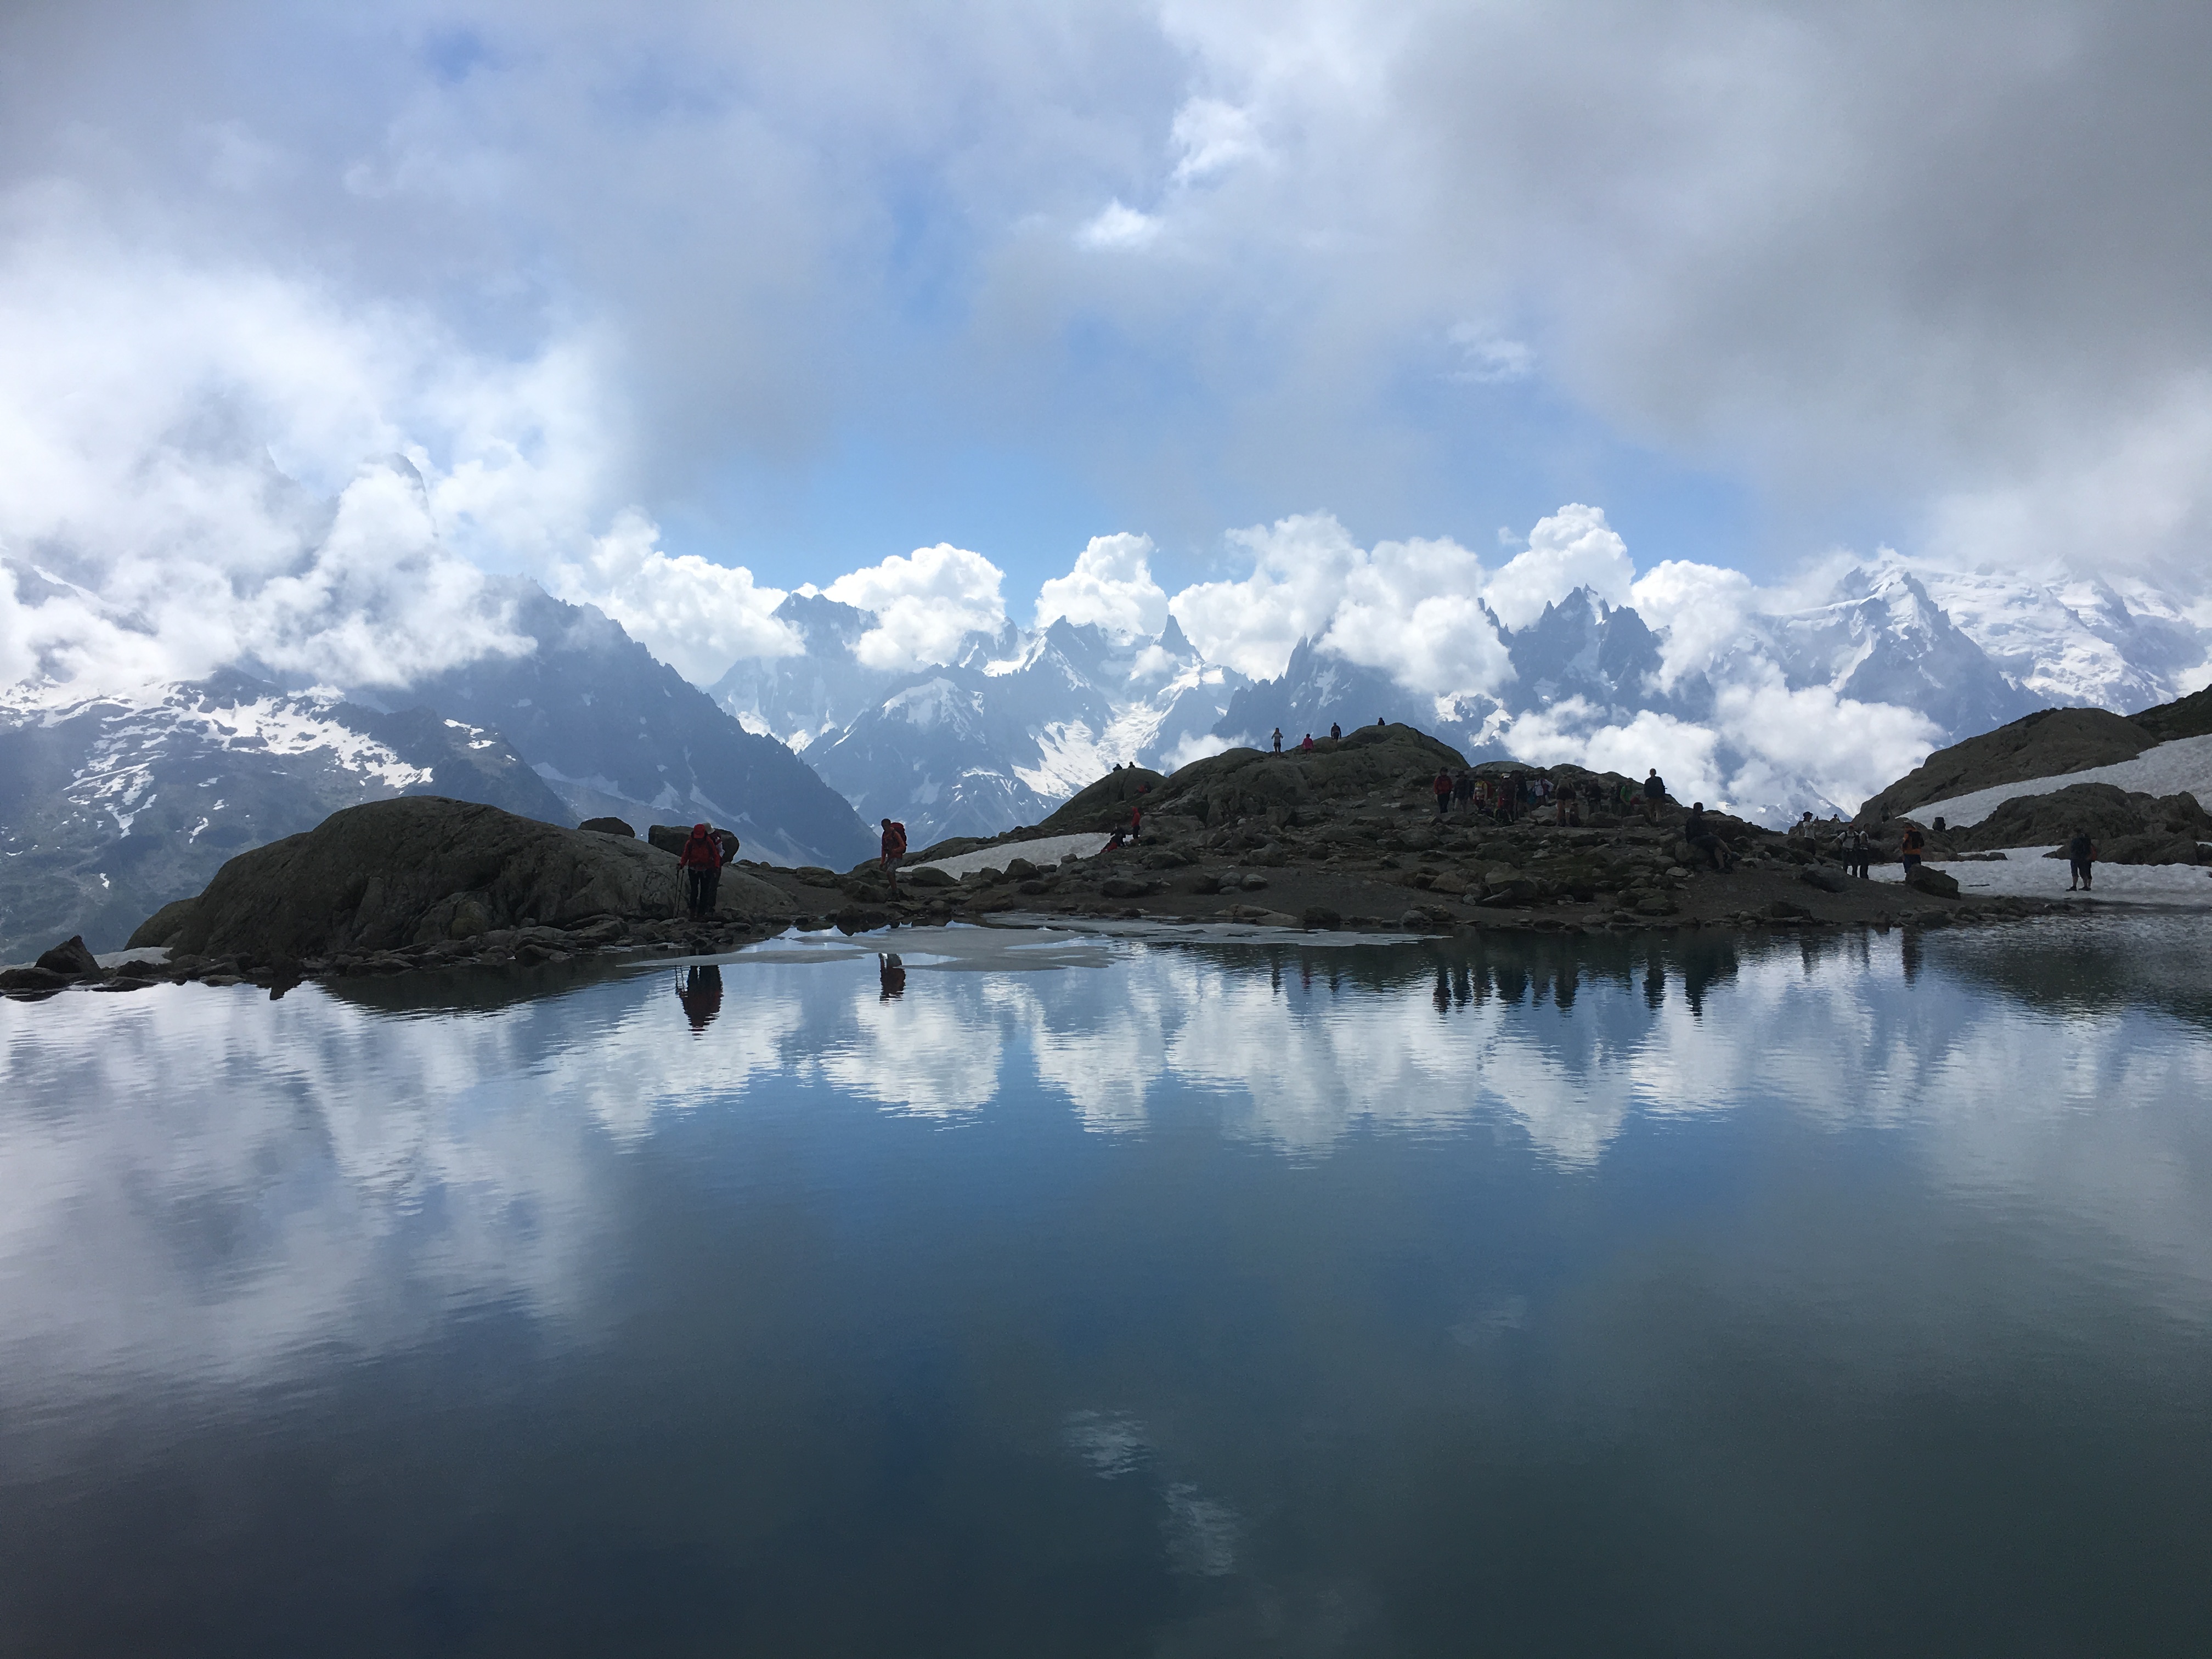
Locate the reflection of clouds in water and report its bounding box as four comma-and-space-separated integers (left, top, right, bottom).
1062, 1409, 1149, 1477
1163, 1482, 1241, 1577
816, 973, 1007, 1116
1060, 1407, 1239, 1578
0, 972, 808, 1406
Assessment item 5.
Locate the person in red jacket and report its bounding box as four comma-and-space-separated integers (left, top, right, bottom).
677, 822, 723, 918
880, 817, 908, 897
1432, 768, 1452, 817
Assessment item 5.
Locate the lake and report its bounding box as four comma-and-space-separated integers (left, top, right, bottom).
3, 918, 2209, 1656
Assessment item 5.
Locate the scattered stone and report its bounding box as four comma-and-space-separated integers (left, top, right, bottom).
1239, 873, 1269, 891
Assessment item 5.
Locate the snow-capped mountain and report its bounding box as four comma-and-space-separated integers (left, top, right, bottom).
1217, 562, 2208, 825
714, 599, 1246, 848
0, 671, 568, 961
1756, 567, 2041, 740
385, 581, 874, 870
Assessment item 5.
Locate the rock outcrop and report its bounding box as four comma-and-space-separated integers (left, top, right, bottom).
1950, 783, 2210, 862
127, 797, 789, 961
1858, 708, 2151, 822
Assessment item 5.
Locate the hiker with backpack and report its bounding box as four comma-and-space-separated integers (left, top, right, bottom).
880, 817, 908, 897
677, 822, 723, 918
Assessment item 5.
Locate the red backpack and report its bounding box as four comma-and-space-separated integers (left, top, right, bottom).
883, 821, 908, 857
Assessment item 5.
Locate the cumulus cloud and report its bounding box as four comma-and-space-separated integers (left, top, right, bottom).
1077, 201, 1162, 250
1321, 534, 1512, 696
1034, 532, 1170, 636
0, 212, 577, 691
550, 511, 800, 685
1169, 512, 1365, 680
825, 543, 1008, 672
1628, 559, 1760, 693
1482, 505, 1635, 632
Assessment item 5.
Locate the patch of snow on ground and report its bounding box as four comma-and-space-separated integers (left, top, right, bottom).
1870, 847, 2212, 909
911, 833, 1112, 877
1906, 733, 2212, 828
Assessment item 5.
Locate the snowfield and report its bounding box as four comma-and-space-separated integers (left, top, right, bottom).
1905, 733, 2212, 828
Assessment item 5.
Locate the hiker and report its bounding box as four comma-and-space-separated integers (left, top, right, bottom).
1300, 732, 1315, 752
879, 816, 908, 897
1642, 769, 1667, 824
1685, 803, 1733, 872
1846, 828, 1872, 878
1105, 800, 1144, 850
1433, 768, 1453, 816
1271, 727, 1283, 753
678, 822, 723, 918
1789, 811, 1814, 841
1454, 770, 1474, 812
710, 829, 740, 911
1899, 822, 1926, 874
2068, 829, 2096, 891
1329, 722, 1342, 740
1376, 715, 1386, 727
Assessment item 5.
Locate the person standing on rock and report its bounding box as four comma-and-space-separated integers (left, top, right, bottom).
1272, 727, 1284, 753
880, 817, 908, 898
1329, 723, 1342, 740
678, 823, 723, 918
1434, 768, 1453, 817
1846, 828, 1872, 878
1643, 769, 1667, 825
2068, 829, 2096, 890
1899, 822, 1926, 876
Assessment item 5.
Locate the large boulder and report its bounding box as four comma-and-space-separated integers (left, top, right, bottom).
126, 797, 788, 960
34, 935, 101, 977
1951, 782, 2210, 856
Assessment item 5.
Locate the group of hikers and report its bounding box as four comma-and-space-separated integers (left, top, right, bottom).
1416, 764, 1675, 828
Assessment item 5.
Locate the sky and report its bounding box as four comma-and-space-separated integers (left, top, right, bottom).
3, 0, 2212, 713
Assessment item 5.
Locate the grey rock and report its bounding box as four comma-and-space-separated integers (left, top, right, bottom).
125, 797, 789, 961
33, 936, 100, 977
580, 816, 636, 837
1799, 866, 1850, 893
1905, 865, 1961, 899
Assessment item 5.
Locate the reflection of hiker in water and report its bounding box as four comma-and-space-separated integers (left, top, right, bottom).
678, 822, 723, 918
677, 965, 723, 1032
2068, 830, 2096, 891
878, 953, 905, 1000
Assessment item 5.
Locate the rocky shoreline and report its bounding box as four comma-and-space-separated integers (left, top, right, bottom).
5, 724, 2148, 1003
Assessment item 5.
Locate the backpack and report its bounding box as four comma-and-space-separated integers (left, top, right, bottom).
884, 821, 907, 856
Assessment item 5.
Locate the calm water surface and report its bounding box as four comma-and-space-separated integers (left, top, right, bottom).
2, 919, 2209, 1656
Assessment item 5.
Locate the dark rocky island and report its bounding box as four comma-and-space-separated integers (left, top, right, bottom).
8, 721, 2127, 1001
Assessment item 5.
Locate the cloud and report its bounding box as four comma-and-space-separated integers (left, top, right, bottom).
1482, 504, 1635, 632
1321, 533, 1511, 696
1628, 559, 1759, 693
824, 542, 1007, 672
1170, 98, 1263, 185
549, 511, 800, 685
1169, 512, 1365, 680
1077, 200, 1162, 250
1034, 532, 1170, 636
